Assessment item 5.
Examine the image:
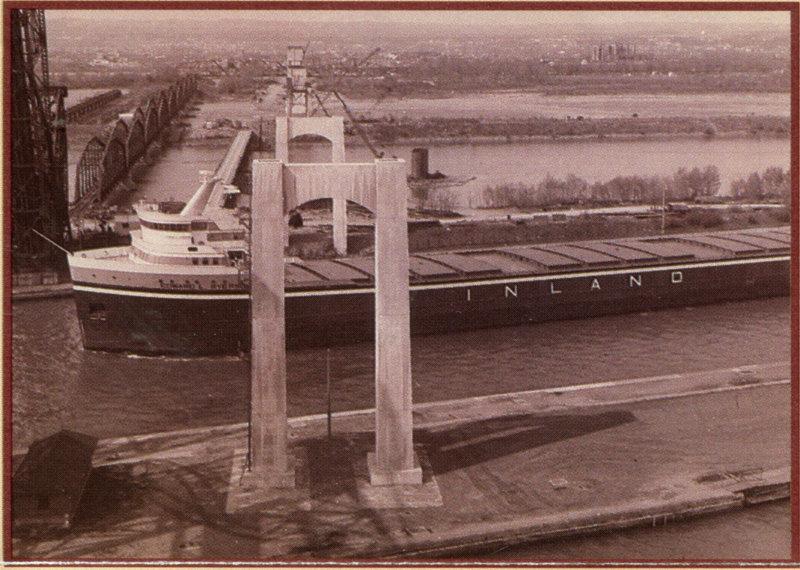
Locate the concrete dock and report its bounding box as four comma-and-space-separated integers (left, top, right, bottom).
11, 282, 73, 301
11, 362, 791, 561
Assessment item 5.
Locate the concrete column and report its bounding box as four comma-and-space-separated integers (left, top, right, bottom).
369, 158, 421, 486
249, 159, 294, 488
275, 117, 289, 162
333, 198, 347, 256
330, 117, 346, 163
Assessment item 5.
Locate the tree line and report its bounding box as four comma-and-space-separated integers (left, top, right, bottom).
482, 165, 789, 209
729, 166, 790, 202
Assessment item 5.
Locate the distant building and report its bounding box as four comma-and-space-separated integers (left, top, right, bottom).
591, 42, 638, 62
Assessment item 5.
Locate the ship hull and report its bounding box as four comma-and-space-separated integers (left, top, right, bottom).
72, 255, 790, 355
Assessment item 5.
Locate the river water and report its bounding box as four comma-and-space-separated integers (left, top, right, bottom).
114, 135, 789, 209
110, 88, 790, 206
349, 136, 790, 196
12, 296, 790, 451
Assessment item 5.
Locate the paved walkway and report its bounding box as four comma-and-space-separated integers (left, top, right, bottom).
11, 362, 791, 561
11, 282, 73, 301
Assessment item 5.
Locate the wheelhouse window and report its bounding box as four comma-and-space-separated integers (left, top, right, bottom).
208, 231, 246, 242
140, 219, 191, 232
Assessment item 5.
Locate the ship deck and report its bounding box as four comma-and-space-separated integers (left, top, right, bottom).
70, 226, 791, 290
290, 226, 791, 288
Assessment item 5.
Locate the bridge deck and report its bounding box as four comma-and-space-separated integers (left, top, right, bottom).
205, 130, 252, 215
215, 129, 252, 186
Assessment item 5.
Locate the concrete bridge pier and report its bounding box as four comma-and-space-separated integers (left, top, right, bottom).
368, 159, 422, 486
248, 156, 420, 490
248, 159, 294, 488
333, 197, 347, 256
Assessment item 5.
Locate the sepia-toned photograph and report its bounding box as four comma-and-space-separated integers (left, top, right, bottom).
6, 3, 795, 562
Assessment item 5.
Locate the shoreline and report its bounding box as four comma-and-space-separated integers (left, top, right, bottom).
344, 87, 791, 100
182, 127, 789, 149
348, 129, 789, 148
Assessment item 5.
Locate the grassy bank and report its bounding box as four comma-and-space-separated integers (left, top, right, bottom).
357, 115, 789, 146
331, 70, 789, 100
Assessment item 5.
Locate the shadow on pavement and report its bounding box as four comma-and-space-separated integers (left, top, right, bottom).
12, 409, 636, 560
417, 410, 636, 474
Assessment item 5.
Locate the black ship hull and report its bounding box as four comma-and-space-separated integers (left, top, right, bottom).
73, 254, 790, 356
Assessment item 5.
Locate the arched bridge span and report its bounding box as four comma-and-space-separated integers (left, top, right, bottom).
70, 75, 197, 217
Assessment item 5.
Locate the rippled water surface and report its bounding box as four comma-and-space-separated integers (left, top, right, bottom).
12, 296, 790, 451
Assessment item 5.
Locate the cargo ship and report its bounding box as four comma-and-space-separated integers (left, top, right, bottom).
68, 179, 790, 355
67, 48, 790, 356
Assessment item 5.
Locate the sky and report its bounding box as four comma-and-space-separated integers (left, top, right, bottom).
45, 8, 790, 29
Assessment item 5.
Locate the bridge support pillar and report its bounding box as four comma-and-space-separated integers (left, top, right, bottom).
249, 155, 417, 491
249, 159, 294, 488
369, 158, 422, 486
333, 197, 347, 256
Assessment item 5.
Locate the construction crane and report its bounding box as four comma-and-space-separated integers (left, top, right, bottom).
10, 9, 70, 273
331, 90, 383, 159
290, 46, 385, 159
312, 47, 382, 116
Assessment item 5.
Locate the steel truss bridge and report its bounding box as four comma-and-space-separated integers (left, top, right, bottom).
65, 89, 122, 122
70, 75, 197, 219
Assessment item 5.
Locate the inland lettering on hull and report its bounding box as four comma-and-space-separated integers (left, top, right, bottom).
548, 272, 675, 295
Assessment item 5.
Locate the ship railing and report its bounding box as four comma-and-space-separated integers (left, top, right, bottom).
135, 199, 161, 212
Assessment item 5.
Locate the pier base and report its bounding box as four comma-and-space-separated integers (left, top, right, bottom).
367, 451, 423, 486
360, 450, 441, 509
245, 464, 297, 490
225, 448, 307, 514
